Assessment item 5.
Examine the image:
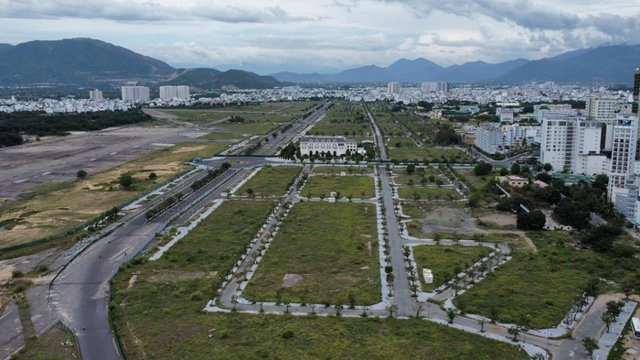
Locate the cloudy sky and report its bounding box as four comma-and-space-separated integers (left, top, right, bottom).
1, 0, 639, 74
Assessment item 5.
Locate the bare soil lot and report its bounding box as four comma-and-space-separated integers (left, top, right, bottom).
0, 125, 201, 199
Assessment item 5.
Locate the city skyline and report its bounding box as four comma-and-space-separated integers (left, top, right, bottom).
1, 0, 639, 74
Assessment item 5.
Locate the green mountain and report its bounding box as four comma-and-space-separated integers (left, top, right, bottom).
0, 38, 281, 89
0, 38, 175, 85
164, 68, 281, 89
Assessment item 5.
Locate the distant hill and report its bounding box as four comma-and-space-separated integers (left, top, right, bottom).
271, 57, 530, 84
0, 38, 281, 89
163, 68, 281, 90
494, 45, 640, 84
272, 44, 640, 85
0, 38, 175, 85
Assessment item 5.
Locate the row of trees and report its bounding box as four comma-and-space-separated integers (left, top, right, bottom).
191, 162, 231, 191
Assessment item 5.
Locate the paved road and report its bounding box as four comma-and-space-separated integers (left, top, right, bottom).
361, 100, 388, 161
49, 164, 244, 360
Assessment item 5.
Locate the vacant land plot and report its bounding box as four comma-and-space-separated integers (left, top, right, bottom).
454, 232, 600, 328
237, 166, 301, 197
301, 175, 375, 199
389, 147, 473, 163
12, 322, 77, 360
0, 142, 228, 248
412, 245, 491, 291
397, 187, 462, 201
215, 122, 278, 135
244, 202, 380, 305
310, 102, 373, 142
312, 166, 373, 175
151, 200, 274, 272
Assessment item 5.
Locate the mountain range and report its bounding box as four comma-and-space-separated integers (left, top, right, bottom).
0, 38, 281, 89
0, 38, 639, 88
272, 44, 640, 85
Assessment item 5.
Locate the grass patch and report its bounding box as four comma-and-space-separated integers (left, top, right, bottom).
389, 147, 473, 163
397, 187, 462, 201
237, 166, 302, 197
152, 200, 275, 272
0, 142, 228, 249
412, 245, 492, 291
244, 202, 380, 305
12, 322, 78, 360
312, 166, 373, 174
454, 231, 622, 328
215, 122, 278, 135
300, 175, 375, 199
200, 131, 244, 140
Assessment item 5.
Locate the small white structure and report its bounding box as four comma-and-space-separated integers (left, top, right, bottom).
423, 268, 433, 284
299, 136, 357, 157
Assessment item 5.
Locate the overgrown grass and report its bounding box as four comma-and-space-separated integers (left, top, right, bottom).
389, 147, 473, 163
12, 322, 78, 360
454, 231, 634, 328
312, 166, 373, 174
397, 187, 462, 201
151, 200, 275, 272
237, 166, 301, 196
412, 245, 492, 291
300, 175, 375, 199
244, 202, 380, 305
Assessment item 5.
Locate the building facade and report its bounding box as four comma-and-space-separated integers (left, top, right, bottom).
299, 136, 357, 157
388, 81, 401, 94
633, 68, 640, 114
159, 85, 190, 100
89, 89, 103, 100
121, 86, 150, 102
475, 124, 503, 154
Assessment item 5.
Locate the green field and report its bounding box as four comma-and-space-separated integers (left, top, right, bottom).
215, 122, 278, 135
244, 202, 380, 305
454, 232, 606, 328
310, 101, 373, 142
150, 200, 275, 272
412, 245, 492, 291
312, 166, 373, 174
237, 166, 302, 196
389, 147, 473, 163
301, 175, 375, 199
397, 187, 462, 201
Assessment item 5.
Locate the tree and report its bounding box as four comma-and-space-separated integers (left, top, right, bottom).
246, 188, 254, 197
148, 172, 157, 180
118, 173, 134, 190
446, 308, 456, 324
600, 311, 614, 333
592, 174, 609, 193
581, 223, 621, 252
543, 163, 553, 172
474, 161, 493, 176
535, 172, 552, 184
510, 163, 521, 175
77, 169, 87, 179
581, 337, 599, 359
554, 198, 591, 230
406, 164, 415, 175
517, 210, 546, 230
499, 167, 509, 176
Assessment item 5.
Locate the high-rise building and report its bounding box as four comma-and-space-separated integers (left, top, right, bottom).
89, 89, 103, 100
475, 124, 503, 154
608, 113, 638, 193
586, 95, 617, 119
159, 85, 190, 100
633, 68, 640, 114
421, 82, 447, 93
387, 81, 400, 94
121, 86, 150, 102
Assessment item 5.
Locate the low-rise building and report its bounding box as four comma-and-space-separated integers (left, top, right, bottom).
299, 136, 358, 157
475, 124, 504, 154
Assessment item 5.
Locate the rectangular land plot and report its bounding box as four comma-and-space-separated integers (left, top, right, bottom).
152, 200, 275, 273
244, 202, 380, 305
236, 166, 301, 197
412, 245, 491, 291
312, 166, 373, 175
300, 175, 375, 199
397, 187, 462, 201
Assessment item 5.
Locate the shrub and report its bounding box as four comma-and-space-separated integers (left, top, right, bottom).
77, 169, 88, 179
282, 330, 295, 339
12, 269, 24, 278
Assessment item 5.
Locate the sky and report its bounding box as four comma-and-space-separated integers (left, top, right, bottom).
1, 0, 639, 74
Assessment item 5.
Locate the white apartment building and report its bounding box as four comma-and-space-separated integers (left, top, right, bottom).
497, 108, 515, 123
89, 89, 103, 100
299, 136, 358, 157
388, 82, 401, 95
121, 86, 150, 102
421, 82, 447, 93
608, 113, 638, 193
586, 95, 617, 119
475, 124, 503, 154
159, 85, 190, 100
502, 124, 541, 147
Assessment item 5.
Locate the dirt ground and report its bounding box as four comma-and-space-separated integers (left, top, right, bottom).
477, 213, 517, 226
420, 207, 478, 235
0, 125, 202, 199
